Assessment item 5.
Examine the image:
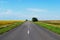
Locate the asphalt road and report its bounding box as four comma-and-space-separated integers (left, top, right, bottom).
0, 21, 60, 40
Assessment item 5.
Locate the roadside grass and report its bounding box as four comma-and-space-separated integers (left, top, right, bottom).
0, 21, 24, 34
34, 22, 60, 34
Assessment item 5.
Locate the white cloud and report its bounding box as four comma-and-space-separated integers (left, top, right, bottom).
0, 8, 13, 16
5, 9, 12, 14
54, 16, 60, 18
27, 8, 48, 13
0, 8, 48, 20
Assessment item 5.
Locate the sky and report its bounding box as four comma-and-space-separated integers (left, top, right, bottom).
0, 0, 60, 20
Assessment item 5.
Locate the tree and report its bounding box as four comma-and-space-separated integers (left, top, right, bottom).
32, 17, 38, 22
26, 19, 28, 21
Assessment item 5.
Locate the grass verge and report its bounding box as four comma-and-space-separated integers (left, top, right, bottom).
0, 22, 23, 34
34, 22, 60, 35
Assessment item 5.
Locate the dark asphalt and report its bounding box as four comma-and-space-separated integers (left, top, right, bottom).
0, 21, 60, 40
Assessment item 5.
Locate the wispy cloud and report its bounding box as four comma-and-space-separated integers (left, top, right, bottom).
5, 9, 12, 14
27, 8, 48, 13
0, 9, 12, 14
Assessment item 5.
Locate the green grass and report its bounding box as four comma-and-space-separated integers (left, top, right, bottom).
34, 22, 60, 34
0, 22, 23, 34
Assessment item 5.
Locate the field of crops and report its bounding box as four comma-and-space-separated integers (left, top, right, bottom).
35, 20, 60, 34
0, 20, 24, 34
40, 20, 60, 27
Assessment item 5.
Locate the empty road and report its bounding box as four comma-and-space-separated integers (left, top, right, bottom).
0, 21, 60, 40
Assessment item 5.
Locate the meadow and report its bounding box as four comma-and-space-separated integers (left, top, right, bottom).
34, 20, 60, 34
0, 20, 24, 34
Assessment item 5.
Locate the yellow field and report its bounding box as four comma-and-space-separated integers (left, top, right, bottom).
0, 20, 24, 28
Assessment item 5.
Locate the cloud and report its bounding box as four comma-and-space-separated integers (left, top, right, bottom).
5, 9, 12, 14
27, 8, 48, 13
0, 8, 13, 18
0, 9, 12, 14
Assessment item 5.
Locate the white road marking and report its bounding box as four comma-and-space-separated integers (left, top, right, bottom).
27, 24, 30, 35
27, 30, 30, 35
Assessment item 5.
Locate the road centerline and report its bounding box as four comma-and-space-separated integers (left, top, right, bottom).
27, 30, 30, 35
27, 23, 30, 35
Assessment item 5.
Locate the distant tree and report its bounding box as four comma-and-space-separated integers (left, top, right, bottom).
32, 17, 38, 22
25, 19, 28, 21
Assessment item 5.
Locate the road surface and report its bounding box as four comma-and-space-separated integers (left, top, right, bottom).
0, 21, 60, 40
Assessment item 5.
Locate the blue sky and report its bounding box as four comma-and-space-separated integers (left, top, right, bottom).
0, 0, 60, 20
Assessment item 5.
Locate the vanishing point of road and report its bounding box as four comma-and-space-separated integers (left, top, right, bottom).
0, 21, 60, 40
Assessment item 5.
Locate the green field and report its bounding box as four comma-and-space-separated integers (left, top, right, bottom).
34, 20, 60, 34
0, 20, 24, 34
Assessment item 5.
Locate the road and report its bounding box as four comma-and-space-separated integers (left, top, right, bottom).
0, 21, 60, 40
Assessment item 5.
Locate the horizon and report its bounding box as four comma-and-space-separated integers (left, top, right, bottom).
0, 0, 60, 20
